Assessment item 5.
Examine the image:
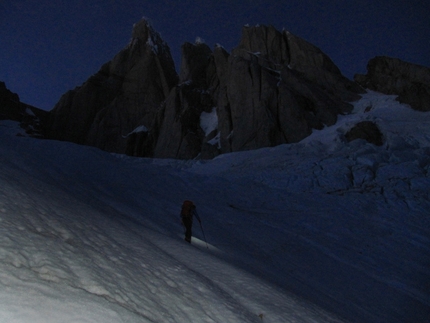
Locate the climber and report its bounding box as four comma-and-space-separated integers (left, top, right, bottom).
180, 200, 201, 243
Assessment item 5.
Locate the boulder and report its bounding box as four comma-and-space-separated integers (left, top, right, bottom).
354, 56, 430, 111
345, 121, 384, 146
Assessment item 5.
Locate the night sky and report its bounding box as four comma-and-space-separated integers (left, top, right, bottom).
1, 0, 429, 111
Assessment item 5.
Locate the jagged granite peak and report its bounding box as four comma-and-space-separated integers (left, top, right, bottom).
232, 24, 340, 77
216, 24, 363, 153
44, 21, 367, 159
128, 18, 172, 64
232, 25, 290, 68
131, 18, 157, 41
129, 23, 365, 159
355, 56, 430, 111
284, 30, 341, 75
46, 18, 178, 152
231, 25, 363, 101
149, 40, 219, 159
283, 30, 364, 102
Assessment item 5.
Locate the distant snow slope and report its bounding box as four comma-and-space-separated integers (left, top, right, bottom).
0, 91, 429, 323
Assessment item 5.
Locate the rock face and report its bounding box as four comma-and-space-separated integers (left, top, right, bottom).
46, 21, 365, 159
345, 121, 383, 146
142, 41, 220, 159
134, 24, 364, 159
0, 81, 22, 121
0, 81, 47, 137
355, 56, 430, 111
46, 19, 178, 152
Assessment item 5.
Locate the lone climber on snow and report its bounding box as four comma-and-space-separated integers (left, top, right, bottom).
180, 200, 201, 243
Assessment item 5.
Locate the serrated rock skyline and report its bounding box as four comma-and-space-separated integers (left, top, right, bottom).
2, 19, 429, 159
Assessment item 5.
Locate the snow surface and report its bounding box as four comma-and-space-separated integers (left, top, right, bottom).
0, 91, 429, 323
195, 37, 205, 45
123, 125, 149, 139
200, 108, 218, 136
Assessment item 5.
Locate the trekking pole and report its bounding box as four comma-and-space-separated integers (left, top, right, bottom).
198, 221, 209, 249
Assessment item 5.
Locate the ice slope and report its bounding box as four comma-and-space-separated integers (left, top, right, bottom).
0, 91, 429, 322
0, 124, 344, 323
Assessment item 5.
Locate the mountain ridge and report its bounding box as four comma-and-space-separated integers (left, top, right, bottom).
47, 19, 364, 159
1, 19, 429, 159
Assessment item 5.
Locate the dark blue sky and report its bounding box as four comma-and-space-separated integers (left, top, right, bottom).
1, 0, 429, 111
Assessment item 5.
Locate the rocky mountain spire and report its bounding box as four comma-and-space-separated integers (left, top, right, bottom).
136, 24, 364, 159
43, 21, 367, 159
3, 21, 429, 159
46, 18, 178, 152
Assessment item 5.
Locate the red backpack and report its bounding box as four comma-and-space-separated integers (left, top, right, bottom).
181, 200, 194, 217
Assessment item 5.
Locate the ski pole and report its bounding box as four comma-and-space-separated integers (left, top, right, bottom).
198, 221, 209, 249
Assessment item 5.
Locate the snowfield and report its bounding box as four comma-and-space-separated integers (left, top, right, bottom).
0, 91, 429, 322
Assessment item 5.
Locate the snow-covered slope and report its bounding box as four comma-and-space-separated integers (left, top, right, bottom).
0, 91, 429, 323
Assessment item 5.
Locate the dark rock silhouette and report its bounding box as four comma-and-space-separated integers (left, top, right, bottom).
128, 23, 364, 159
355, 56, 430, 112
148, 41, 217, 159
46, 19, 178, 152
42, 20, 366, 158
17, 20, 430, 159
0, 81, 21, 121
0, 81, 47, 137
345, 121, 384, 146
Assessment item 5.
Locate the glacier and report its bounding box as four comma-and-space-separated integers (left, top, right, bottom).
0, 91, 429, 322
